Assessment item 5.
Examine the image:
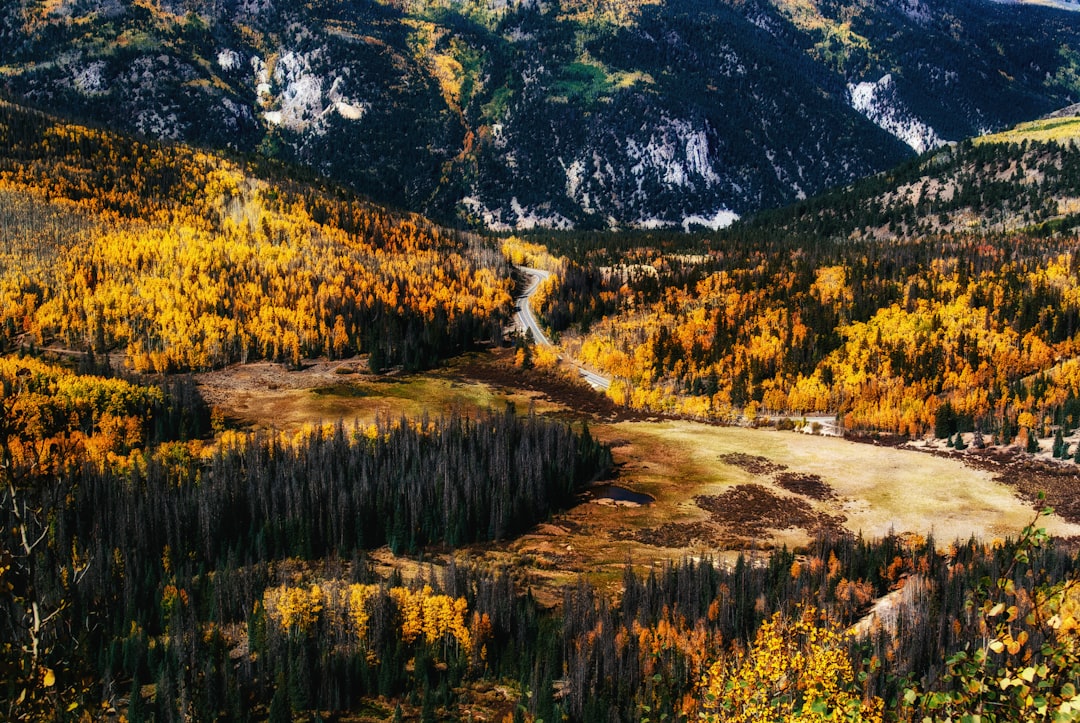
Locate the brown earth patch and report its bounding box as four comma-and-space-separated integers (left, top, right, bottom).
776, 472, 836, 501
718, 453, 787, 476
457, 349, 639, 422
960, 447, 1080, 525
845, 432, 915, 449
694, 484, 845, 538
616, 521, 718, 549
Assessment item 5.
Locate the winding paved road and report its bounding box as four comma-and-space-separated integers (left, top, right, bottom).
515, 266, 552, 346
514, 266, 612, 392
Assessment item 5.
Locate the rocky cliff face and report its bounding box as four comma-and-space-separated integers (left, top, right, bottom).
2, 0, 1076, 229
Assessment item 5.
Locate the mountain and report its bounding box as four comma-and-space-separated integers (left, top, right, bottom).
1, 0, 1078, 229
5, 36, 1080, 723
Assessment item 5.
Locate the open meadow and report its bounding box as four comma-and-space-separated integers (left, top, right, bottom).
196, 350, 1080, 600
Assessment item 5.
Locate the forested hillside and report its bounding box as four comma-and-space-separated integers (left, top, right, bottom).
0, 354, 617, 719
529, 128, 1080, 440
735, 118, 1080, 241
0, 101, 511, 372
1, 0, 1077, 228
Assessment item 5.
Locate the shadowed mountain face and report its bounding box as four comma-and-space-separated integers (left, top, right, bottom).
1, 0, 1077, 230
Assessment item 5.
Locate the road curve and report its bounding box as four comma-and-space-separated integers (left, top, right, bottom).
514, 266, 552, 346
513, 265, 612, 392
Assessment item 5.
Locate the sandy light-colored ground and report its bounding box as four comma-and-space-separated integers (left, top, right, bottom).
617, 422, 1080, 542
687, 424, 1066, 532
496, 421, 1080, 599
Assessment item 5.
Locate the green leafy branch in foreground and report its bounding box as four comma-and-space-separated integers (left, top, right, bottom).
904, 496, 1080, 722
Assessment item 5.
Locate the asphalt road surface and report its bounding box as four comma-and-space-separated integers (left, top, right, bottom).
514, 266, 612, 392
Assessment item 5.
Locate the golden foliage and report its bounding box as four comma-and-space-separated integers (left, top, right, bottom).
264, 584, 324, 634
390, 585, 472, 651
344, 584, 379, 645
0, 103, 511, 371
262, 581, 484, 662
0, 356, 163, 471
565, 242, 1080, 435
556, 0, 662, 26
502, 236, 565, 274
696, 607, 883, 723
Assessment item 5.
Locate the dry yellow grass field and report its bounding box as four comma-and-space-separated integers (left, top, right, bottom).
497, 421, 1080, 596
196, 354, 563, 432
604, 422, 1080, 541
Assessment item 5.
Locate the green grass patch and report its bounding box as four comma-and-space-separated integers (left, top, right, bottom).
546, 55, 652, 106
352, 699, 394, 721
201, 355, 569, 434
482, 85, 515, 121
550, 61, 612, 104
303, 375, 513, 423
312, 383, 375, 398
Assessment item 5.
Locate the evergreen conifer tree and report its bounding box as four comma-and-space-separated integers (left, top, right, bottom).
268, 674, 290, 723
936, 402, 957, 439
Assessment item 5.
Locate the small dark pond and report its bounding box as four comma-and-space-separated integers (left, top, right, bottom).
581, 484, 654, 505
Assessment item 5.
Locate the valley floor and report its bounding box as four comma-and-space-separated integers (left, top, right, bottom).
194, 348, 1080, 601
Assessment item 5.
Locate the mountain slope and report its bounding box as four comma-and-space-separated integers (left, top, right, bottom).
731, 114, 1080, 241
0, 100, 511, 371
1, 0, 1077, 229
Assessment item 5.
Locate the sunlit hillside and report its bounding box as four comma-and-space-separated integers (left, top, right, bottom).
977, 115, 1080, 146
0, 101, 512, 373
